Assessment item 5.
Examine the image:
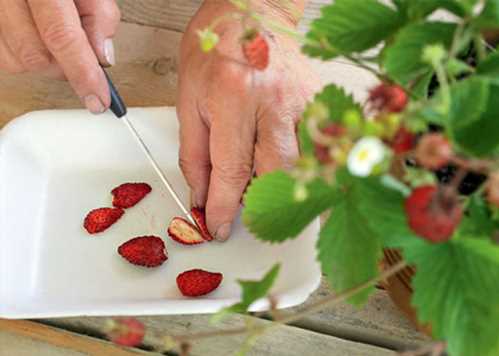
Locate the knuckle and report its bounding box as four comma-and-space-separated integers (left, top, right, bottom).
213, 161, 252, 187
42, 23, 80, 52
18, 46, 50, 70
101, 2, 121, 26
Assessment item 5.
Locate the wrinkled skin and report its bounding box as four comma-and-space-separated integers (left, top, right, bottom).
177, 1, 320, 241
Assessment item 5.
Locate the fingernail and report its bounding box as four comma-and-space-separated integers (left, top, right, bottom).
215, 223, 232, 242
104, 38, 115, 66
83, 95, 105, 114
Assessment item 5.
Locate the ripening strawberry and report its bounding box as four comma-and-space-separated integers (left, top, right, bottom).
369, 83, 408, 113
487, 172, 499, 208
405, 185, 463, 242
390, 126, 416, 154
415, 133, 452, 170
314, 123, 346, 164
107, 318, 145, 347
242, 30, 269, 70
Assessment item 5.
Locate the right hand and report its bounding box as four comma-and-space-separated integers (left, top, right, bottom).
0, 0, 121, 113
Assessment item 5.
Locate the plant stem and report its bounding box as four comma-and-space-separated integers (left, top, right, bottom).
474, 35, 487, 63
170, 260, 408, 343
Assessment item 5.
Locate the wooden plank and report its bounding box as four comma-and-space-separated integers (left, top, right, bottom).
41, 314, 395, 356
0, 22, 181, 128
286, 280, 430, 350
0, 319, 157, 356
116, 0, 330, 33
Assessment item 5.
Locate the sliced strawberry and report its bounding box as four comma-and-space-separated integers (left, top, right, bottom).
84, 207, 124, 234
118, 236, 167, 267
107, 318, 145, 347
168, 217, 205, 245
176, 269, 223, 297
112, 182, 152, 209
242, 30, 269, 70
191, 207, 214, 241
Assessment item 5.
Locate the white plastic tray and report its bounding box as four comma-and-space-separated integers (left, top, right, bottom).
0, 107, 321, 319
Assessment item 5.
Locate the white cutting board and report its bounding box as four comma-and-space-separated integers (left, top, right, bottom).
0, 107, 321, 318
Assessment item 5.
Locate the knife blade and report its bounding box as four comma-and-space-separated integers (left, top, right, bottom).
103, 69, 196, 226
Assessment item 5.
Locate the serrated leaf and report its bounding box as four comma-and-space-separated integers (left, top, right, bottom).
314, 84, 362, 122
448, 77, 499, 156
475, 0, 499, 29
304, 0, 404, 58
383, 22, 456, 85
407, 0, 466, 19
457, 194, 495, 239
242, 171, 337, 242
477, 50, 499, 76
212, 264, 280, 323
407, 238, 499, 356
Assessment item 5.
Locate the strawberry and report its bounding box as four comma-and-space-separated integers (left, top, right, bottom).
112, 182, 152, 209
168, 217, 205, 245
369, 84, 408, 113
415, 133, 452, 170
390, 126, 416, 154
487, 172, 499, 208
242, 30, 269, 70
176, 269, 223, 297
405, 185, 463, 243
314, 123, 347, 164
191, 207, 214, 241
118, 236, 167, 267
107, 318, 145, 347
84, 207, 124, 234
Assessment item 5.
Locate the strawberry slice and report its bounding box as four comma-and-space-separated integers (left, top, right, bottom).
176, 269, 223, 297
112, 183, 152, 209
191, 207, 214, 241
118, 236, 167, 267
84, 207, 124, 234
168, 217, 205, 245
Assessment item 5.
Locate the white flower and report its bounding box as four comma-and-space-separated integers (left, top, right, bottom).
347, 136, 386, 177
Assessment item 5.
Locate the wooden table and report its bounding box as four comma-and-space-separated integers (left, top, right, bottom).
0, 1, 428, 355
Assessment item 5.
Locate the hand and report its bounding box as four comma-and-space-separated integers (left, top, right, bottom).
177, 1, 319, 241
0, 0, 121, 113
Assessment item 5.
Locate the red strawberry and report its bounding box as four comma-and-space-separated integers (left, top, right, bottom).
405, 185, 463, 243
168, 217, 205, 245
84, 207, 124, 234
391, 126, 416, 154
191, 207, 214, 241
314, 123, 346, 164
118, 236, 167, 267
487, 172, 499, 208
369, 84, 408, 113
176, 269, 223, 297
415, 133, 452, 170
107, 318, 145, 347
112, 182, 152, 209
242, 30, 269, 70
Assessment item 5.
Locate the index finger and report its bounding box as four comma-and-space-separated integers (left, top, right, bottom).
27, 0, 110, 113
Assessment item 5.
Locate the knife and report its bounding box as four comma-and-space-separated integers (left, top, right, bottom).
103, 69, 196, 226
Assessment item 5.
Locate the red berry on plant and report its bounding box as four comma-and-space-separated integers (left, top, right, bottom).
390, 126, 416, 154
405, 185, 463, 243
176, 269, 223, 297
242, 30, 269, 70
415, 133, 452, 170
314, 123, 346, 164
107, 318, 145, 347
486, 172, 499, 208
369, 83, 408, 113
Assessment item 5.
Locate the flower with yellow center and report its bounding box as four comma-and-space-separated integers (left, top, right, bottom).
347, 136, 386, 177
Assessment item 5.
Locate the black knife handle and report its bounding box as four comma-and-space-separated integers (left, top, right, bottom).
103, 69, 127, 118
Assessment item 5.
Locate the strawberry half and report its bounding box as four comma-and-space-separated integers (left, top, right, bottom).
405, 185, 463, 243
107, 318, 145, 347
242, 30, 269, 70
118, 236, 167, 267
191, 207, 214, 241
176, 269, 223, 297
112, 182, 152, 209
168, 217, 205, 245
84, 207, 124, 234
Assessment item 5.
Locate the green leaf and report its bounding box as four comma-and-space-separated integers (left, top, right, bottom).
477, 50, 499, 76
314, 84, 362, 122
242, 171, 337, 242
408, 238, 499, 356
383, 22, 456, 85
457, 194, 495, 239
448, 77, 499, 156
212, 264, 280, 323
304, 0, 404, 58
407, 0, 466, 19
475, 0, 499, 29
